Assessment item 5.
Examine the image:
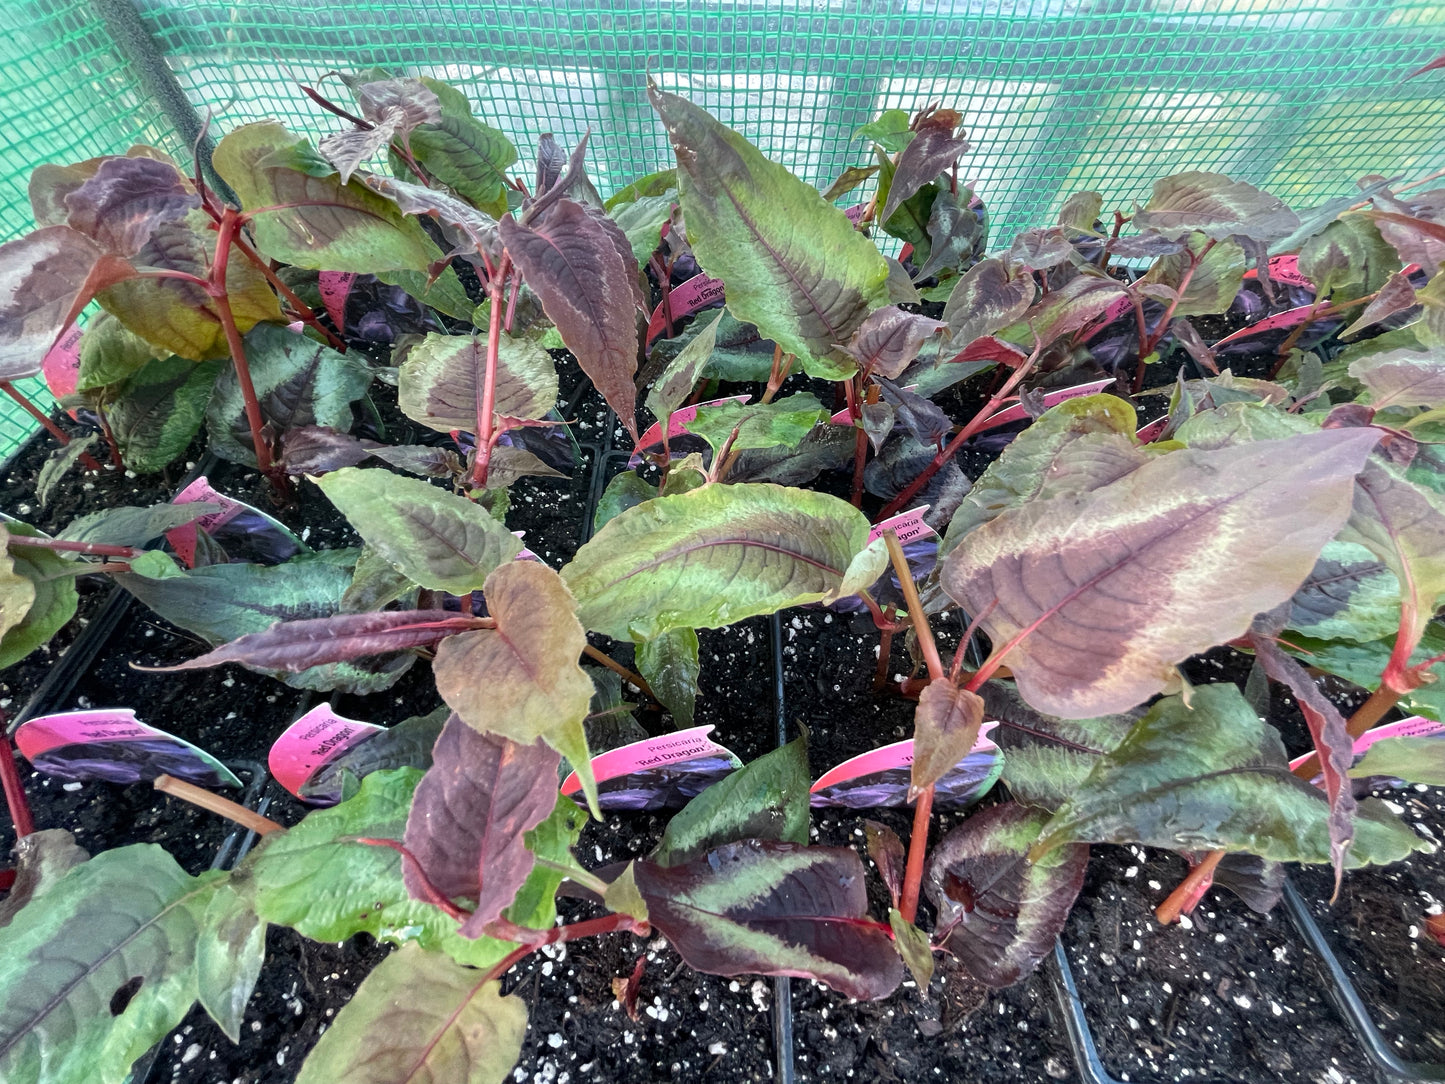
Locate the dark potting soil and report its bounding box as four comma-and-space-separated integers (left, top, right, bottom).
135, 618, 787, 1084
0, 419, 208, 715
1064, 846, 1377, 1084
1, 329, 1428, 1084
1293, 786, 1445, 1067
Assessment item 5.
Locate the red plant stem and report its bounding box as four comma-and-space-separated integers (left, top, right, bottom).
504, 274, 522, 334
899, 786, 934, 924
874, 627, 894, 692
0, 382, 104, 471
392, 142, 434, 188
885, 531, 944, 925
1138, 240, 1216, 374
710, 425, 744, 483
95, 404, 123, 469
0, 733, 35, 839
851, 426, 869, 509
298, 82, 371, 128
1130, 293, 1152, 394
6, 536, 143, 558
471, 254, 511, 488
876, 344, 1042, 521
354, 837, 470, 922
761, 344, 790, 405
1155, 850, 1223, 924
229, 234, 347, 352
211, 209, 274, 475
651, 255, 675, 339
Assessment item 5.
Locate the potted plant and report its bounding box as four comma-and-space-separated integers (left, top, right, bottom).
0, 71, 1442, 1084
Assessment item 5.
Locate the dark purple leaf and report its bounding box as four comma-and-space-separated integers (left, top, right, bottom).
865, 433, 972, 530
1057, 191, 1103, 233
352, 77, 441, 131
1340, 270, 1418, 339
927, 802, 1088, 988
276, 425, 371, 474
1022, 273, 1128, 350
1133, 172, 1300, 244
1210, 852, 1285, 914
403, 714, 560, 936
942, 429, 1380, 718
860, 401, 895, 454
915, 187, 986, 281
145, 610, 489, 674
320, 121, 404, 187
880, 109, 969, 227
941, 257, 1035, 350
368, 442, 467, 479
632, 840, 903, 1000
864, 821, 905, 909
321, 79, 442, 186
1364, 210, 1445, 277
1106, 232, 1187, 259
1008, 227, 1075, 271
499, 199, 640, 438
1169, 317, 1218, 374
0, 226, 135, 380
63, 156, 199, 257
535, 133, 567, 196
912, 683, 985, 797
1248, 608, 1356, 886
878, 376, 952, 448
837, 306, 945, 380
359, 173, 500, 262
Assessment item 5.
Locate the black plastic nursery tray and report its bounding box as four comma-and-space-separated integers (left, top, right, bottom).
3, 402, 1444, 1084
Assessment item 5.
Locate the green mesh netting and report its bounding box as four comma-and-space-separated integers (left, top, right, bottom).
3, 0, 1445, 461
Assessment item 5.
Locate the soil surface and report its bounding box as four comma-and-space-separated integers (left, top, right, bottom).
1294, 786, 1445, 1069
0, 305, 1432, 1084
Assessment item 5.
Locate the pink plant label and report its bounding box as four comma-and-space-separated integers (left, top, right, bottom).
1352, 715, 1445, 752
560, 725, 743, 810
646, 273, 726, 344
268, 703, 384, 801
165, 476, 306, 568
631, 394, 752, 464
1136, 415, 1170, 443
868, 506, 936, 547
809, 724, 1001, 810
557, 723, 1003, 812
15, 708, 241, 789
1242, 254, 1314, 289
1288, 716, 1445, 777
1098, 294, 1133, 328
41, 324, 82, 403
844, 204, 867, 224
511, 531, 542, 562
980, 377, 1116, 431
1212, 303, 1317, 347
166, 477, 247, 568
319, 271, 357, 333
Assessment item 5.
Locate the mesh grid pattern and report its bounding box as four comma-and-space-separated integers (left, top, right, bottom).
2, 0, 1444, 460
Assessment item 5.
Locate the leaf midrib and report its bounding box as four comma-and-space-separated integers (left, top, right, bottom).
0, 878, 211, 1059
593, 535, 845, 596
